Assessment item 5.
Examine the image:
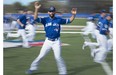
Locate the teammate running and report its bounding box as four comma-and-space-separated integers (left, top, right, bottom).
83, 14, 112, 63
26, 2, 77, 75
7, 9, 30, 48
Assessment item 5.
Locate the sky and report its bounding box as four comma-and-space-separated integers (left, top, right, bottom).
3, 0, 37, 5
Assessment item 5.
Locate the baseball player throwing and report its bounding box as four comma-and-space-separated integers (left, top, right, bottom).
26, 1, 77, 75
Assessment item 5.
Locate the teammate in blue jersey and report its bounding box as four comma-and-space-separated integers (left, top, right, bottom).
98, 9, 106, 21
83, 14, 112, 63
96, 9, 107, 30
94, 14, 112, 63
17, 9, 30, 47
26, 2, 77, 75
7, 9, 30, 48
17, 10, 28, 29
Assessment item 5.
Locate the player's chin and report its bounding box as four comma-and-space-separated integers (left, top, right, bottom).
49, 15, 55, 18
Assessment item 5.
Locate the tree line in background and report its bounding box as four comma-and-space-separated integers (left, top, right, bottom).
4, 0, 112, 14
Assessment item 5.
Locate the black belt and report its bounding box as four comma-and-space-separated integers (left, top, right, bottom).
48, 38, 59, 41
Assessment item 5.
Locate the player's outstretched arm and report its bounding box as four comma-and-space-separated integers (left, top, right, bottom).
34, 1, 41, 20
70, 8, 77, 23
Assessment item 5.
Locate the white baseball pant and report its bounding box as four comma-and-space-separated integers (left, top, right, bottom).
93, 30, 108, 63
26, 33, 35, 41
85, 29, 108, 63
25, 24, 36, 41
29, 38, 67, 74
109, 28, 113, 38
107, 39, 113, 51
7, 29, 29, 47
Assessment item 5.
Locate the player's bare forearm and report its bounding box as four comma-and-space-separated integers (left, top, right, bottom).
70, 14, 76, 22
17, 19, 24, 27
70, 8, 77, 23
34, 1, 41, 20
34, 9, 39, 20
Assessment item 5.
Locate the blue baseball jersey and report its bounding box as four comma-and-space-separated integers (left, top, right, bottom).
98, 19, 110, 35
98, 15, 105, 22
27, 15, 35, 25
17, 14, 28, 29
96, 15, 105, 30
35, 17, 71, 39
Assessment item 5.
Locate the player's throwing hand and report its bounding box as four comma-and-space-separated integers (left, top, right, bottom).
34, 1, 41, 19
71, 8, 77, 15
34, 1, 41, 9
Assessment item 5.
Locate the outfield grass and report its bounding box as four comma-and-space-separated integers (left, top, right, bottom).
69, 18, 87, 26
4, 33, 112, 75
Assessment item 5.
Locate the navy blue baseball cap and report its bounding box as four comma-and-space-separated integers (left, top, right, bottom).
48, 6, 56, 12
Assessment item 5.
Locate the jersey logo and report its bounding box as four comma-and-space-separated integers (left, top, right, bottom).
45, 23, 59, 27
104, 24, 108, 28
45, 22, 52, 27
97, 22, 103, 27
54, 28, 59, 32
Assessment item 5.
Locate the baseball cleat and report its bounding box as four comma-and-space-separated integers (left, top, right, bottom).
25, 69, 37, 74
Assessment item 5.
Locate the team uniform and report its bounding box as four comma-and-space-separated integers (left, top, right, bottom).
16, 14, 30, 47
82, 10, 112, 75
28, 16, 71, 75
94, 18, 110, 63
26, 4, 77, 74
96, 14, 106, 31
7, 14, 30, 48
82, 12, 107, 55
83, 17, 110, 63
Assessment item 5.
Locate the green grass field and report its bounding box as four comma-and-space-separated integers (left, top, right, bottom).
4, 19, 113, 75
